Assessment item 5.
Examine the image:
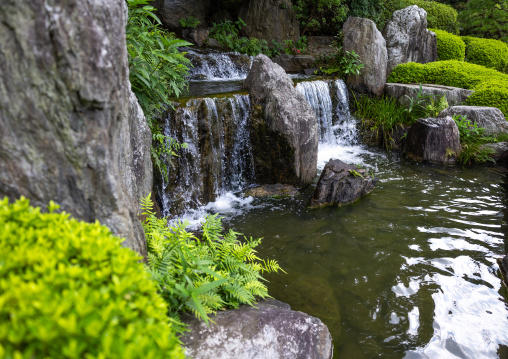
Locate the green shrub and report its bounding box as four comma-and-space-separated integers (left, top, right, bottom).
0, 197, 184, 359
399, 0, 459, 34
457, 0, 508, 43
462, 36, 508, 72
431, 28, 465, 61
293, 0, 348, 36
141, 195, 284, 323
388, 60, 508, 115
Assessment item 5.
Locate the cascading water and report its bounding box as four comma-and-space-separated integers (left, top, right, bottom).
296, 79, 357, 146
158, 94, 254, 217
184, 48, 252, 80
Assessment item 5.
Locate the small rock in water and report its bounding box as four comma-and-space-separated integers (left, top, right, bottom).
245, 184, 299, 198
309, 159, 377, 208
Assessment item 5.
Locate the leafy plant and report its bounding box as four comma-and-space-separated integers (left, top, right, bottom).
316, 36, 364, 79
431, 28, 466, 61
293, 0, 348, 35
452, 114, 497, 165
462, 36, 508, 72
458, 0, 508, 43
179, 16, 201, 28
0, 197, 185, 358
141, 194, 284, 324
126, 0, 191, 182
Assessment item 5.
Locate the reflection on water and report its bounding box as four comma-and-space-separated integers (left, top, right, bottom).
213, 144, 508, 359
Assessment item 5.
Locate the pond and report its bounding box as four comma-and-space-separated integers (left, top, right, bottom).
218, 144, 508, 358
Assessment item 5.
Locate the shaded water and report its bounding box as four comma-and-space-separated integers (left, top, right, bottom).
224, 149, 508, 358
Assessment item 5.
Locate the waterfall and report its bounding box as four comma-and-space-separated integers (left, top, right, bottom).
159, 95, 254, 216
185, 48, 253, 80
296, 79, 357, 146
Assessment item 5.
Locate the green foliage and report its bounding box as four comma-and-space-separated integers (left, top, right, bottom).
209, 19, 273, 56
179, 16, 201, 28
458, 0, 508, 43
0, 197, 185, 358
293, 0, 348, 35
152, 134, 188, 182
452, 114, 498, 165
141, 195, 284, 324
316, 36, 364, 79
126, 0, 190, 183
431, 28, 465, 61
388, 60, 508, 116
399, 0, 459, 34
462, 36, 508, 72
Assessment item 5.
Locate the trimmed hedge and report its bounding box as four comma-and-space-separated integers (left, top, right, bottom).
0, 197, 185, 359
400, 0, 459, 34
388, 60, 508, 116
462, 36, 508, 72
431, 28, 466, 61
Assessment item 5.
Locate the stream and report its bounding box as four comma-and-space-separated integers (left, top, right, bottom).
161, 49, 508, 358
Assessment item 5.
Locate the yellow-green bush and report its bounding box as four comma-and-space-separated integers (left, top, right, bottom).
431, 29, 465, 61
388, 60, 508, 116
0, 197, 184, 359
462, 36, 508, 72
400, 0, 459, 34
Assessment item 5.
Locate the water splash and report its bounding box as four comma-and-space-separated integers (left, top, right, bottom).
185, 48, 252, 80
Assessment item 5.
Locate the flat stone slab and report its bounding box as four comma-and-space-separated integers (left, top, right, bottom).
181, 299, 333, 359
245, 184, 299, 198
385, 83, 474, 107
438, 106, 508, 135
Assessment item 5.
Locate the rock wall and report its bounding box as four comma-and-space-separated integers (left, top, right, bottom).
0, 0, 152, 256
152, 0, 211, 29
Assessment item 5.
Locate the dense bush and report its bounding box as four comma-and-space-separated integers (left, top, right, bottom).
388, 60, 508, 115
432, 28, 465, 61
458, 0, 508, 43
141, 195, 284, 324
293, 0, 348, 35
462, 36, 508, 72
0, 197, 184, 358
399, 0, 459, 34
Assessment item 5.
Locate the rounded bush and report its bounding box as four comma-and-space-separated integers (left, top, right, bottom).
462, 36, 508, 72
0, 197, 184, 359
431, 29, 465, 61
400, 0, 459, 34
388, 60, 508, 116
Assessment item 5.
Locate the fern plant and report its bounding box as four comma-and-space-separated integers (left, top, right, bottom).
140, 194, 284, 324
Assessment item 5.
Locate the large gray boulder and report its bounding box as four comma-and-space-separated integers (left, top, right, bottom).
152, 0, 211, 29
0, 0, 152, 256
244, 55, 318, 186
438, 106, 508, 135
181, 299, 333, 359
239, 0, 300, 43
310, 160, 377, 208
404, 116, 462, 165
383, 5, 437, 74
385, 83, 473, 107
343, 17, 387, 97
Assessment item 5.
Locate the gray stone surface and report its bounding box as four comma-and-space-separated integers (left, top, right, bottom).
404, 116, 462, 165
152, 0, 211, 29
310, 159, 377, 208
245, 184, 299, 197
480, 142, 508, 163
245, 55, 318, 186
343, 17, 387, 97
497, 255, 508, 286
239, 0, 300, 43
272, 55, 316, 73
385, 83, 474, 107
181, 299, 333, 359
438, 106, 508, 135
383, 5, 438, 74
0, 0, 152, 256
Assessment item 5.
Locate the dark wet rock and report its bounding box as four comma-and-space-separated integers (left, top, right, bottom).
181, 299, 333, 359
310, 160, 377, 208
385, 83, 473, 107
438, 106, 508, 136
498, 255, 508, 286
404, 116, 462, 165
245, 184, 299, 198
245, 54, 318, 187
0, 0, 152, 256
152, 0, 211, 29
273, 54, 316, 73
307, 36, 335, 55
343, 17, 387, 97
239, 0, 300, 43
383, 5, 437, 74
181, 28, 210, 47
480, 142, 508, 164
